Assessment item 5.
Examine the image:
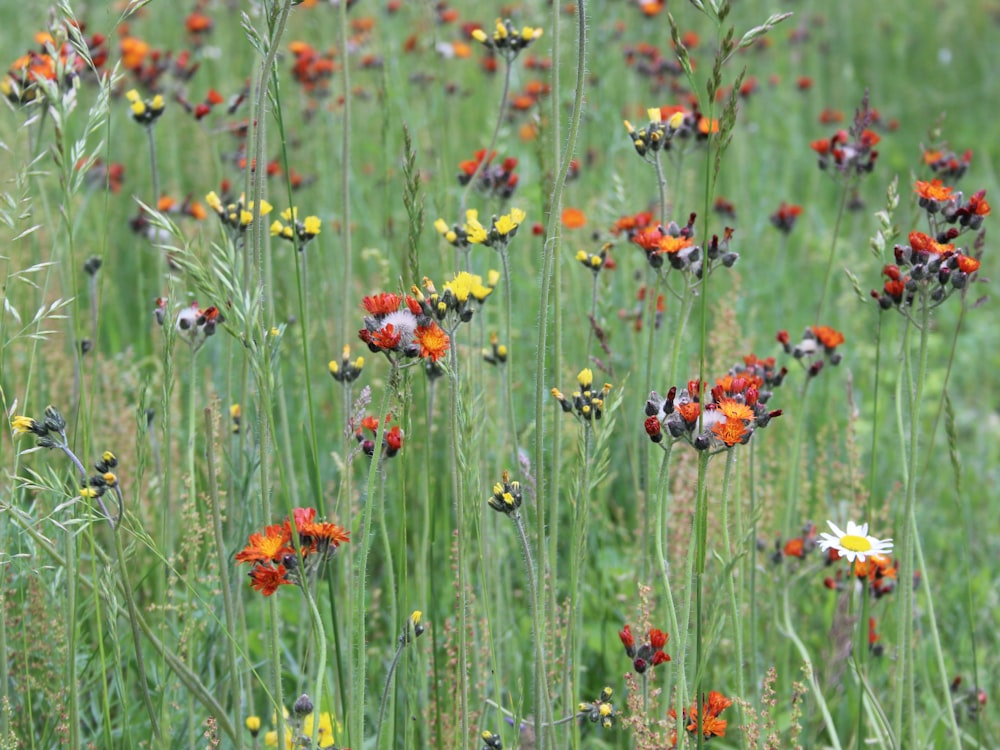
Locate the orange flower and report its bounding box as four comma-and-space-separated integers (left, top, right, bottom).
956, 255, 981, 274
812, 325, 844, 349
362, 292, 402, 315
561, 207, 586, 229
236, 522, 293, 564
712, 419, 747, 446
676, 402, 700, 423
415, 323, 450, 362
249, 564, 293, 596
658, 235, 693, 254
914, 179, 952, 202
697, 116, 719, 135
718, 399, 754, 421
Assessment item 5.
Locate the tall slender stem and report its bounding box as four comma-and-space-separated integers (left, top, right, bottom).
459, 59, 513, 214
813, 182, 851, 323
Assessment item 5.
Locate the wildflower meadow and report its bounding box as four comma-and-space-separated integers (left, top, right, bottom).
2, 0, 999, 748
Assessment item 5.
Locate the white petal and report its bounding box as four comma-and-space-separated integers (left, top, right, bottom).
825, 520, 846, 538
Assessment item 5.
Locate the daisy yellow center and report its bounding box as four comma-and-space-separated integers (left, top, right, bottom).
840, 534, 872, 552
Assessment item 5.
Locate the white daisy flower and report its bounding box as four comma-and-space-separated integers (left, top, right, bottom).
817, 520, 893, 563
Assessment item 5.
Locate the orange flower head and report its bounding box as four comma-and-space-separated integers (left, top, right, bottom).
236, 522, 293, 564
914, 179, 952, 202
712, 418, 747, 446
718, 399, 754, 421
956, 255, 981, 274
658, 235, 693, 254
415, 323, 450, 362
812, 325, 844, 349
249, 564, 293, 596
676, 401, 700, 424
561, 207, 586, 229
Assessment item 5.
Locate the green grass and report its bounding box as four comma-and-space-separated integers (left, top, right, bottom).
1, 0, 998, 748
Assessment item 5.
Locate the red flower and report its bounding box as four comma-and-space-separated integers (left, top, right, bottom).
249, 564, 293, 596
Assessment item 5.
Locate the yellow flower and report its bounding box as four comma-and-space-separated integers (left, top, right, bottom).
486, 269, 500, 287
494, 208, 524, 236
434, 218, 449, 235
472, 28, 488, 43
494, 18, 508, 38
445, 271, 477, 302
245, 716, 261, 736
464, 215, 488, 244
150, 94, 164, 111
577, 368, 593, 388
205, 191, 223, 213
303, 216, 322, 236
270, 220, 284, 236
281, 207, 297, 221
11, 415, 36, 434
126, 89, 140, 103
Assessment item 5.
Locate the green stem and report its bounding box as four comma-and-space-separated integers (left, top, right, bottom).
459, 58, 513, 214
813, 182, 851, 323
375, 641, 405, 750
893, 293, 929, 750
718, 449, 746, 749
652, 443, 685, 719
205, 408, 243, 750
499, 248, 520, 467
350, 364, 396, 746
780, 586, 843, 750
513, 512, 554, 745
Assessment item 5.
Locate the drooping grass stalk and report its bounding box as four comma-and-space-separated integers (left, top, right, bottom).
325, 565, 348, 734
375, 637, 406, 750
780, 586, 843, 750
204, 408, 243, 750
459, 57, 513, 214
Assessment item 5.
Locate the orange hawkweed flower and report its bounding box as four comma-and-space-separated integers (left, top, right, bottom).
236, 522, 293, 564
415, 323, 450, 362
914, 179, 953, 202
561, 207, 586, 228
249, 564, 293, 596
812, 325, 845, 350
712, 418, 747, 446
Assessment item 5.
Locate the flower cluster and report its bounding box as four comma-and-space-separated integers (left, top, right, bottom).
810, 113, 880, 177
471, 18, 543, 62
552, 368, 612, 422
412, 271, 498, 327
770, 201, 803, 234
619, 624, 670, 673
126, 88, 165, 126
487, 470, 523, 516
1, 26, 105, 105
354, 413, 404, 459
482, 332, 508, 366
574, 245, 614, 274
205, 191, 273, 235
823, 547, 899, 600
578, 687, 617, 729
259, 702, 340, 749
874, 233, 982, 310
631, 215, 737, 274
457, 149, 519, 199
914, 180, 990, 230
623, 105, 712, 160
270, 207, 322, 250
644, 372, 782, 451
78, 450, 120, 505
922, 145, 972, 183
235, 507, 350, 596
357, 292, 451, 363
10, 405, 66, 449
328, 344, 365, 384
777, 326, 844, 376
173, 301, 224, 351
